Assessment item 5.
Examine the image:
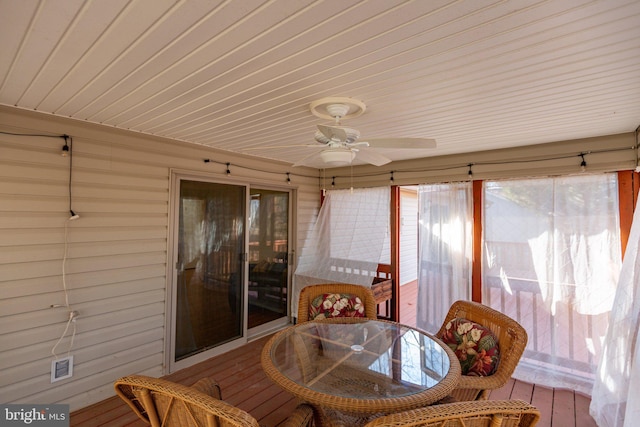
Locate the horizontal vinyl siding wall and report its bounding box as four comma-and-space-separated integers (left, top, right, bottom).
328, 132, 638, 189
295, 187, 322, 259
0, 107, 320, 411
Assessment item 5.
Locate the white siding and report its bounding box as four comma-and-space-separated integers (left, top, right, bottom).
327, 133, 637, 189
399, 189, 418, 286
0, 107, 320, 410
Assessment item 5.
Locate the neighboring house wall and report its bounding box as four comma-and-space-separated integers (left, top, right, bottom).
0, 107, 320, 411
400, 188, 418, 286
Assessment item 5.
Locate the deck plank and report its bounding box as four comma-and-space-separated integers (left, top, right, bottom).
552, 388, 576, 427
487, 377, 515, 400
575, 392, 598, 427
399, 280, 418, 326
510, 379, 535, 402
75, 396, 143, 427
531, 385, 554, 427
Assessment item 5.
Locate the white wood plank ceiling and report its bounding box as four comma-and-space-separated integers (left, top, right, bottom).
1, 0, 639, 167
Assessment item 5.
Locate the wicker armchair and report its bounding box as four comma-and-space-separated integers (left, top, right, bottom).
436, 300, 528, 401
297, 283, 378, 323
114, 374, 314, 427
363, 400, 540, 426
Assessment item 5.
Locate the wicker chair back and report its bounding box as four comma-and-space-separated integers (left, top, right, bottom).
436, 300, 529, 401
297, 283, 378, 323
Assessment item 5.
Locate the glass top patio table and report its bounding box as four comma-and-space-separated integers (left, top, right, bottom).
261, 318, 461, 419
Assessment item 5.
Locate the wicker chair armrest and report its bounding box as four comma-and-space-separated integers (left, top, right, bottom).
363, 400, 540, 427
457, 373, 507, 391
279, 403, 315, 427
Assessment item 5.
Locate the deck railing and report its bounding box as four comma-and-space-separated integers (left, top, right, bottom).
418, 261, 603, 390
483, 275, 603, 385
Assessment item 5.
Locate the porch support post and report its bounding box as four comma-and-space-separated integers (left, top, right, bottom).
618, 170, 640, 257
391, 185, 400, 321
472, 180, 483, 303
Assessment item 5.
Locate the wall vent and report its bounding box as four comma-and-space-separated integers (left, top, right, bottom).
51, 356, 73, 383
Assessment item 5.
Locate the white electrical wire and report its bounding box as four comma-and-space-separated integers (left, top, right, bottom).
51, 318, 73, 359
51, 217, 78, 359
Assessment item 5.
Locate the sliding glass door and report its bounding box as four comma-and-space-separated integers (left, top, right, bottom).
174, 179, 246, 362
169, 175, 292, 370
247, 188, 289, 330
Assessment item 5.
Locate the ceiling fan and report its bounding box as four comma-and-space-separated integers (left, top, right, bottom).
291, 97, 436, 168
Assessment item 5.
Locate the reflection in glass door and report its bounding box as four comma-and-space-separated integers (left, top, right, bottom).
247, 188, 289, 329
175, 180, 245, 361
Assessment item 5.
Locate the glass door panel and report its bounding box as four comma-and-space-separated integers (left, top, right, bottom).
175, 180, 245, 361
247, 188, 289, 329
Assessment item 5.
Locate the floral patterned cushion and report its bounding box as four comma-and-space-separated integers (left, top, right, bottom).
309, 293, 365, 320
440, 317, 500, 376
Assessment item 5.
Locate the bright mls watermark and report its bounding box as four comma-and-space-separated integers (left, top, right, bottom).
1, 405, 69, 426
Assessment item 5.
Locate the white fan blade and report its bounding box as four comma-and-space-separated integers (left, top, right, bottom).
363, 138, 436, 149
243, 144, 320, 150
354, 148, 392, 166
348, 141, 369, 148
317, 124, 347, 141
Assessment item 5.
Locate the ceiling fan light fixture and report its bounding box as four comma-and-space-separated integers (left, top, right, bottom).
315, 127, 360, 144
320, 148, 355, 166
298, 96, 436, 168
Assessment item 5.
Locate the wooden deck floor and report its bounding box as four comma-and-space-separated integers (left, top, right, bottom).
399, 280, 418, 326
71, 281, 597, 426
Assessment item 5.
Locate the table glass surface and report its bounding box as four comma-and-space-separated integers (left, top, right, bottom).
266, 319, 452, 400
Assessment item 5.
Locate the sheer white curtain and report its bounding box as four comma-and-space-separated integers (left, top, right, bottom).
416, 182, 473, 334
591, 197, 640, 426
483, 174, 621, 394
293, 187, 390, 318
